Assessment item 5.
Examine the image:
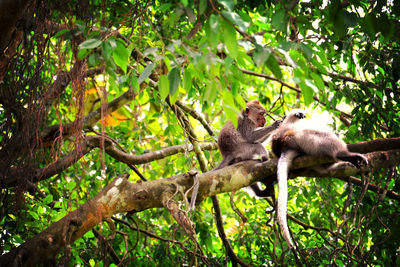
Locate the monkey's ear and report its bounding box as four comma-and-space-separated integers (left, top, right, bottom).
244, 107, 250, 116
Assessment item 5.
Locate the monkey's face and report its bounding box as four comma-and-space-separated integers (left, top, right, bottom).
294, 111, 306, 119
284, 109, 307, 124
245, 100, 267, 127
256, 110, 266, 127
247, 108, 266, 127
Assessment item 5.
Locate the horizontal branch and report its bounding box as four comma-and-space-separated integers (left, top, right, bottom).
1, 135, 218, 188
101, 137, 217, 165
1, 148, 399, 264
347, 137, 400, 153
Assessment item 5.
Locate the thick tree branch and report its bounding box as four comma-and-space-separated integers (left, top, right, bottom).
1, 148, 399, 265
347, 137, 400, 153
0, 0, 30, 55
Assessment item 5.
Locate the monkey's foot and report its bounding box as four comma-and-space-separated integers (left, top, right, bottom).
261, 154, 269, 162
337, 153, 368, 168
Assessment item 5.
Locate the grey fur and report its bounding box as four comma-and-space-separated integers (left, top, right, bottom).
270, 109, 368, 249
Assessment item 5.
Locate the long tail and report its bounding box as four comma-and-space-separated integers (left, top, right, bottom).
277, 150, 298, 249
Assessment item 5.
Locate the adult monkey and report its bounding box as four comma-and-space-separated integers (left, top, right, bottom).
270, 109, 368, 248
216, 100, 282, 196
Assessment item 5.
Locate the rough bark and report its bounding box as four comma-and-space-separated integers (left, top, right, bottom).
1, 148, 400, 265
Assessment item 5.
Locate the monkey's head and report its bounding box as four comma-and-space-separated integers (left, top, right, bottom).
283, 109, 307, 124
244, 100, 267, 127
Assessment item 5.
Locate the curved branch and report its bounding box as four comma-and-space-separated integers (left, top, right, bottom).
1, 135, 217, 188
240, 68, 353, 119
1, 147, 400, 264
175, 100, 217, 138
102, 137, 217, 165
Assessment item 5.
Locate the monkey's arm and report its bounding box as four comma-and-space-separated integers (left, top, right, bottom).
245, 119, 282, 143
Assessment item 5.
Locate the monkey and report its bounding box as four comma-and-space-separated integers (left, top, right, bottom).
215, 100, 282, 196
269, 109, 368, 248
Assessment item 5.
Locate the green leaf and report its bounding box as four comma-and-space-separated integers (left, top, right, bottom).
169, 87, 179, 105
235, 94, 246, 110
272, 9, 287, 32
112, 41, 131, 74
310, 72, 325, 91
183, 68, 193, 92
221, 11, 248, 32
129, 76, 140, 93
79, 38, 102, 50
43, 194, 53, 205
101, 40, 112, 61
300, 81, 314, 106
89, 259, 95, 267
168, 67, 181, 95
29, 210, 39, 220
84, 231, 95, 239
67, 181, 76, 191
253, 46, 271, 67
180, 0, 188, 7
222, 90, 240, 128
311, 57, 328, 75
206, 14, 220, 48
218, 0, 234, 11
138, 63, 155, 84
53, 29, 69, 38
300, 43, 313, 60
204, 80, 218, 104
88, 53, 98, 66
77, 49, 90, 60
221, 19, 238, 59
159, 74, 169, 100
199, 0, 207, 15
266, 54, 282, 80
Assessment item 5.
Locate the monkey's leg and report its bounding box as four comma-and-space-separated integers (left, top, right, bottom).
214, 156, 233, 170
336, 151, 368, 168
250, 182, 274, 197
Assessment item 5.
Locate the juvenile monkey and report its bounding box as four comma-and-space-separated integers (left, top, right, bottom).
216, 100, 282, 196
270, 109, 368, 248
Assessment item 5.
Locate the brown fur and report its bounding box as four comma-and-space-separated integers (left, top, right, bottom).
216, 101, 282, 197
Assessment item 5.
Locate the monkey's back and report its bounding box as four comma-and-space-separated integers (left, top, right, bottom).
217, 122, 245, 157
271, 122, 348, 159
295, 129, 347, 158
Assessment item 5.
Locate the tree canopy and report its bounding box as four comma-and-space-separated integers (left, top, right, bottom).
1, 0, 400, 266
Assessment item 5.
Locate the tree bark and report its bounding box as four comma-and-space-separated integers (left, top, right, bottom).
1, 147, 400, 265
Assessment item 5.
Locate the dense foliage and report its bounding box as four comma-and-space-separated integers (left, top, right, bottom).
1, 0, 399, 265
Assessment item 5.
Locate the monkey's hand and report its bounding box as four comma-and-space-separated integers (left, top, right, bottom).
272, 118, 284, 128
